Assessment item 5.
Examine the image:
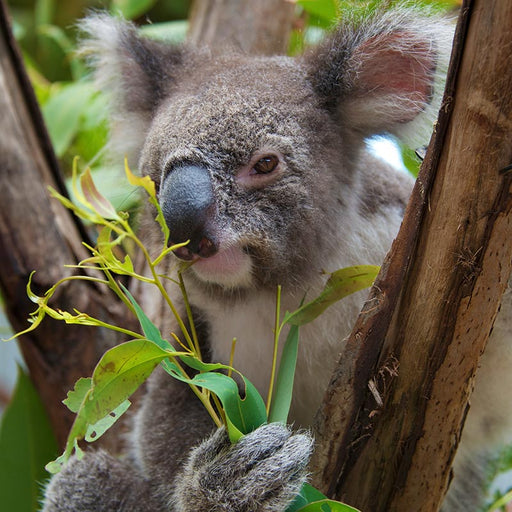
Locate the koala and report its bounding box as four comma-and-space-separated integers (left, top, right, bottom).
42, 6, 512, 512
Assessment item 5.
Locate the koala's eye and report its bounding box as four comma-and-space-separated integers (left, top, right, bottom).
252, 155, 279, 175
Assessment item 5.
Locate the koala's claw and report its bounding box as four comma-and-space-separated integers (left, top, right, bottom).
172, 423, 314, 512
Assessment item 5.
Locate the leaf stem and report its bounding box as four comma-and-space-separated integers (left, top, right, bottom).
266, 285, 282, 415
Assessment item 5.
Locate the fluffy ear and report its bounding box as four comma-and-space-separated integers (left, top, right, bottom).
79, 14, 188, 164
306, 8, 453, 147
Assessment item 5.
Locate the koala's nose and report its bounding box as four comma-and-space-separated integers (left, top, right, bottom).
160, 164, 218, 259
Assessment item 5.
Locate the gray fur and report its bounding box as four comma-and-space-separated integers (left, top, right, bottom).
43, 7, 510, 512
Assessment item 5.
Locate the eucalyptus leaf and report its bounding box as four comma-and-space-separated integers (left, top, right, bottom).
161, 364, 267, 443
286, 483, 360, 512
80, 168, 120, 220
285, 265, 379, 326
190, 372, 267, 443
268, 324, 299, 424
62, 377, 92, 413
47, 339, 172, 472
96, 227, 135, 275
85, 400, 131, 442
120, 284, 172, 350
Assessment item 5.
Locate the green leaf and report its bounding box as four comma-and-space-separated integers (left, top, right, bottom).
140, 20, 189, 43
85, 400, 131, 442
268, 324, 299, 424
80, 168, 120, 220
161, 365, 267, 443
287, 484, 361, 512
42, 82, 97, 157
298, 0, 338, 21
111, 0, 158, 20
48, 339, 172, 472
0, 367, 58, 511
285, 265, 379, 326
192, 373, 267, 443
62, 377, 92, 413
96, 227, 135, 275
120, 284, 172, 350
295, 500, 360, 512
88, 339, 169, 422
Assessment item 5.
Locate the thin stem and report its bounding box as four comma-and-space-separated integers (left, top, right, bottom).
124, 223, 195, 349
167, 356, 223, 427
228, 338, 237, 378
266, 285, 282, 415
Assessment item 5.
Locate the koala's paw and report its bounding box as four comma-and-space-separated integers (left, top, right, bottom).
172, 423, 314, 512
42, 450, 160, 512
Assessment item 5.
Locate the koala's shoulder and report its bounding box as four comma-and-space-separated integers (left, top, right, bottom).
357, 151, 415, 218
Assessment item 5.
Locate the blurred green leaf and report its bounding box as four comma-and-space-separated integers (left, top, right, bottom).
0, 367, 58, 512
398, 142, 422, 178
298, 0, 338, 22
111, 0, 159, 20
42, 81, 97, 157
140, 20, 189, 43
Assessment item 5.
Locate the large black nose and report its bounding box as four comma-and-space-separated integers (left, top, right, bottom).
160, 164, 218, 259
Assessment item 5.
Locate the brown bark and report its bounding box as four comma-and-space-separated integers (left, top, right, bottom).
188, 0, 295, 55
0, 0, 127, 448
0, 0, 297, 450
311, 1, 512, 510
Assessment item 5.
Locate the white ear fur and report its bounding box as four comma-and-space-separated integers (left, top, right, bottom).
308, 7, 455, 150
79, 14, 150, 167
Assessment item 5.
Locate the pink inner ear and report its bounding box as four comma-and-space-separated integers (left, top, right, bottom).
355, 31, 436, 106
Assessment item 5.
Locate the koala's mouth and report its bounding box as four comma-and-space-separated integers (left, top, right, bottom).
187, 245, 253, 288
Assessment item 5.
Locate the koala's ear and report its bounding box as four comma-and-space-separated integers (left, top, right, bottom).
306, 9, 453, 145
79, 14, 188, 162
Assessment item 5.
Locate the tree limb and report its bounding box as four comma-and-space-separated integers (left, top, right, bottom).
311, 1, 512, 510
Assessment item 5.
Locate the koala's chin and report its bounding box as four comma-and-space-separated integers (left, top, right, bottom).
186, 245, 254, 289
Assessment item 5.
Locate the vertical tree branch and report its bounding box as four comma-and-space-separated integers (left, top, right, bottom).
0, 0, 126, 447
311, 1, 512, 510
188, 0, 295, 55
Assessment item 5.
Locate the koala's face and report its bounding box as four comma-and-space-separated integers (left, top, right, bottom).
140, 57, 347, 292
83, 12, 444, 294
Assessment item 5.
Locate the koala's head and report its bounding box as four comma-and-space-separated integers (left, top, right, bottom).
81, 10, 450, 295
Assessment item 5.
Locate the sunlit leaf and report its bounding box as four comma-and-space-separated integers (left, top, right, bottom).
47, 339, 174, 472
124, 160, 156, 199
63, 377, 92, 413
42, 82, 97, 156
285, 265, 379, 326
85, 400, 131, 442
80, 168, 120, 220
96, 226, 135, 275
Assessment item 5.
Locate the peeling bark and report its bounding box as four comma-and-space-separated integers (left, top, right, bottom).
311, 1, 512, 510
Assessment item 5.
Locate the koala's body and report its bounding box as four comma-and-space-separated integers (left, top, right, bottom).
42, 6, 512, 512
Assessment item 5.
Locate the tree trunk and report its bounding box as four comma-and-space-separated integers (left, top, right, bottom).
0, 0, 128, 448
0, 0, 297, 451
188, 0, 295, 55
310, 1, 512, 510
